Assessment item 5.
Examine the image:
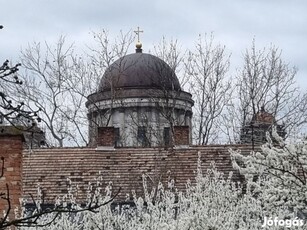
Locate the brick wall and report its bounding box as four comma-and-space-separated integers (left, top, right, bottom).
174, 126, 190, 145
0, 128, 24, 222
97, 127, 115, 146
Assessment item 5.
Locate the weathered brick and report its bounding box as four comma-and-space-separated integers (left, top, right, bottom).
0, 130, 24, 221
97, 127, 115, 146
174, 126, 190, 145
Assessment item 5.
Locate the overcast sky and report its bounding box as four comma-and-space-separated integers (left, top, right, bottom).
1, 0, 306, 88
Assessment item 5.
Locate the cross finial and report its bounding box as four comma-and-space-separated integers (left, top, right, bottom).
134, 26, 143, 52
134, 26, 143, 42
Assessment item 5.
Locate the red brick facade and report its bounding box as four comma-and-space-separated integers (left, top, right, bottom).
174, 126, 190, 145
97, 127, 115, 146
0, 129, 24, 220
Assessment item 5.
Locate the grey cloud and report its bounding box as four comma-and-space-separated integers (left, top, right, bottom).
1, 0, 306, 87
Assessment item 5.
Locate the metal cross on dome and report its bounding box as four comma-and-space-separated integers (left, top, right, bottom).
134, 26, 143, 42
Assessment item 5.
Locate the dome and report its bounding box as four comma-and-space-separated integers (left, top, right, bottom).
99, 52, 181, 92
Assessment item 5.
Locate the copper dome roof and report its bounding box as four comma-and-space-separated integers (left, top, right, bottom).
99, 52, 181, 92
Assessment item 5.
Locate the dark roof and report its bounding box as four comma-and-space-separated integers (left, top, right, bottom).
22, 145, 256, 203
0, 125, 25, 141
99, 53, 181, 92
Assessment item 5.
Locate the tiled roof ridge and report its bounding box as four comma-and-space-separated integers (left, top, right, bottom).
22, 144, 257, 152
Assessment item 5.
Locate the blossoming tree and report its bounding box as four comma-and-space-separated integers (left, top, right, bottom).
20, 132, 307, 229
231, 127, 307, 227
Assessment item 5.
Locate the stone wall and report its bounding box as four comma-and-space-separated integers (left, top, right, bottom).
87, 89, 194, 148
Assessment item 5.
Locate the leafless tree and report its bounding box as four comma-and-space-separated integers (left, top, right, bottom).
0, 52, 111, 230
224, 40, 307, 143
15, 30, 135, 147
186, 34, 231, 145
151, 38, 195, 147
0, 60, 40, 127
153, 37, 188, 88
88, 29, 135, 80
86, 29, 135, 145
15, 36, 80, 147
11, 30, 307, 147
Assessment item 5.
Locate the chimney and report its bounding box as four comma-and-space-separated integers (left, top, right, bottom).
97, 127, 116, 146
0, 126, 24, 220
174, 126, 190, 146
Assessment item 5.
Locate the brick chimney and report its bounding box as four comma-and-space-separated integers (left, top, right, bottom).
174, 126, 190, 146
0, 126, 24, 221
97, 127, 116, 146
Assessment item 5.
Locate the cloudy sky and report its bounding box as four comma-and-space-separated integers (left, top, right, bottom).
1, 0, 306, 88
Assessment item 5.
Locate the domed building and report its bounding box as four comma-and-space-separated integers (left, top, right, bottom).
1, 31, 271, 219
86, 42, 194, 147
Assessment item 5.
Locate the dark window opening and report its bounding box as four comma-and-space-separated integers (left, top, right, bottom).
137, 126, 150, 147
164, 127, 170, 147
114, 128, 120, 147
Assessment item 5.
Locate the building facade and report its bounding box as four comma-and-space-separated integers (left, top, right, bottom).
86, 44, 194, 148
1, 39, 282, 216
